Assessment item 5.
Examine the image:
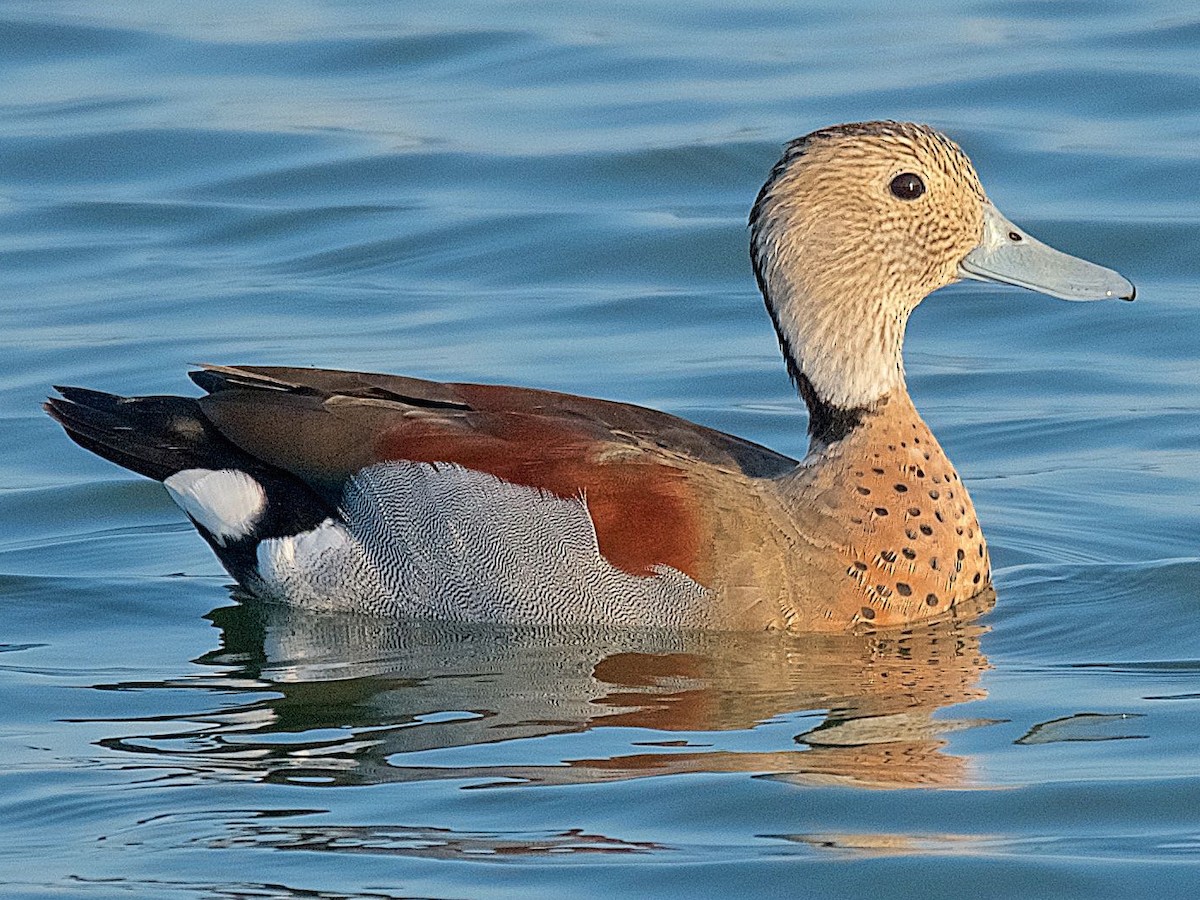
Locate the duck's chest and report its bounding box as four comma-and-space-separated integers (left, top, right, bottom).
776, 409, 992, 629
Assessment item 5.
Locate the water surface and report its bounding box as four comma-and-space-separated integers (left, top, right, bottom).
2, 1, 1198, 897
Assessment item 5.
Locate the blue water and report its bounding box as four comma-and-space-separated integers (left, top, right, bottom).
2, 1, 1198, 896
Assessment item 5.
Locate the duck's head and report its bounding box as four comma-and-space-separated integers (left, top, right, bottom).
750, 121, 1134, 427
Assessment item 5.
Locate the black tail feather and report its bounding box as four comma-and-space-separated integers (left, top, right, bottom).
45, 389, 249, 482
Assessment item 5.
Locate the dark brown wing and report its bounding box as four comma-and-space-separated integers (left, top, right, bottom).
193, 364, 797, 580
194, 364, 795, 481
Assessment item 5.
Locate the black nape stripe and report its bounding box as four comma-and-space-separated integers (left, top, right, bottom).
750, 263, 867, 449
795, 374, 867, 447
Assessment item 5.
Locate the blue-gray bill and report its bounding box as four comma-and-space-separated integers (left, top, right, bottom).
958, 202, 1135, 301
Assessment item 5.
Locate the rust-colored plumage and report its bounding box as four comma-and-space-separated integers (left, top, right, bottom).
373, 400, 707, 580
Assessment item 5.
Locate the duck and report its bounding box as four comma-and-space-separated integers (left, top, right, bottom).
45, 121, 1133, 632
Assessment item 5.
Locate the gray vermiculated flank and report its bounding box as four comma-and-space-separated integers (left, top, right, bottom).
257, 460, 715, 626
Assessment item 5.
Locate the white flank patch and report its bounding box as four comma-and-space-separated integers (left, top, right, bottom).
259, 517, 351, 567
163, 468, 267, 546
255, 518, 386, 612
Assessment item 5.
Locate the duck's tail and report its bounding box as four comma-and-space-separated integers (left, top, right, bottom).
45, 386, 339, 588
45, 386, 249, 482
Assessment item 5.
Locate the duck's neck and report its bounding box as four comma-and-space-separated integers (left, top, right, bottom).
758, 271, 915, 452
749, 181, 928, 452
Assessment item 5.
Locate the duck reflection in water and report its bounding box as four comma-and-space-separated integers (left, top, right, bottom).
99, 591, 997, 791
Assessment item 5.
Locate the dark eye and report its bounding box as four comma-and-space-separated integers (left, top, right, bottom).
889, 172, 925, 201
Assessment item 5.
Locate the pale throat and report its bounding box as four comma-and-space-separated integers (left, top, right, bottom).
764, 265, 916, 414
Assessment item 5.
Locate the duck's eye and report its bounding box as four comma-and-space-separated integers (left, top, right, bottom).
889, 172, 926, 201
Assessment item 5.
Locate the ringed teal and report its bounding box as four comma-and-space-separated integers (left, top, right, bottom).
46, 121, 1134, 631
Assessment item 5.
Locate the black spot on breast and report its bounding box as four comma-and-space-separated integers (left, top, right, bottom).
896, 582, 912, 597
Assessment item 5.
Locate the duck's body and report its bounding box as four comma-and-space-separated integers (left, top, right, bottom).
46, 122, 1132, 632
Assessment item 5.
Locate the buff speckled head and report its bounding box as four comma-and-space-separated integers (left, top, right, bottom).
749, 121, 1133, 413
752, 122, 988, 313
